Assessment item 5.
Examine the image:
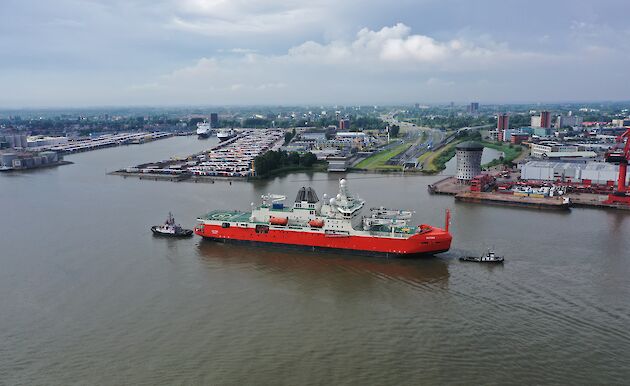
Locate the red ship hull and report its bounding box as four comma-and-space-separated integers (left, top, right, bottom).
194, 224, 452, 256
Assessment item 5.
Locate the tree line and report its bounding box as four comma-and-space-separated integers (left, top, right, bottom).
254, 150, 318, 176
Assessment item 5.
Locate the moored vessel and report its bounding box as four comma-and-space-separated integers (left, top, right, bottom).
152, 212, 193, 237
196, 121, 211, 138
195, 179, 452, 257
217, 128, 236, 142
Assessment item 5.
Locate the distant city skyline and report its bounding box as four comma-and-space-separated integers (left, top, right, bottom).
1, 0, 629, 107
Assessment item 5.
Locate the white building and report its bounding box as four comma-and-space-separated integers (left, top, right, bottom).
555, 115, 583, 128
520, 161, 623, 184
530, 141, 579, 158
531, 115, 542, 128
611, 118, 630, 127
27, 136, 69, 148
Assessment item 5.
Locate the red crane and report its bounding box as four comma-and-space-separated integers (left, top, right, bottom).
604, 128, 630, 205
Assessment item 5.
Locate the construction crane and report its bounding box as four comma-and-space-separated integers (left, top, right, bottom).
604, 127, 630, 205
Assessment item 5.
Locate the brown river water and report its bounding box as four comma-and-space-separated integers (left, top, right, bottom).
1, 136, 629, 384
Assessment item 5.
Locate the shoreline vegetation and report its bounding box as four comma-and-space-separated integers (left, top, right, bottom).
252, 149, 322, 178
480, 141, 524, 169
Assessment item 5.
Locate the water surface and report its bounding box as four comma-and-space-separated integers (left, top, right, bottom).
1, 136, 629, 385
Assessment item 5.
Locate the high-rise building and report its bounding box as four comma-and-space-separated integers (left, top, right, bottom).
497, 114, 510, 130
555, 114, 583, 128
540, 111, 551, 128
210, 113, 219, 127
339, 119, 350, 130
468, 102, 479, 114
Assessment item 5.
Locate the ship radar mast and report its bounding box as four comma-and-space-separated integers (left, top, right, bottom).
330, 179, 364, 216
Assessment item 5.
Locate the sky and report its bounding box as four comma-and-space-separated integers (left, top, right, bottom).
1, 0, 629, 107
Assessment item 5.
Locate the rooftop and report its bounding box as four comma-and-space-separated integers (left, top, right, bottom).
456, 141, 483, 150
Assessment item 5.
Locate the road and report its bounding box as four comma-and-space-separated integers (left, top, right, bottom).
381, 111, 447, 168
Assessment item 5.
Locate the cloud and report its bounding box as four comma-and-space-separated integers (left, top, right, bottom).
2, 0, 630, 107
124, 23, 560, 105
168, 0, 329, 36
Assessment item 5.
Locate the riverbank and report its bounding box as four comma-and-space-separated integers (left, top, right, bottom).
480, 142, 524, 168
354, 142, 410, 171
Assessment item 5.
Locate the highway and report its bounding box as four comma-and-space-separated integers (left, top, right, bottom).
381, 111, 447, 168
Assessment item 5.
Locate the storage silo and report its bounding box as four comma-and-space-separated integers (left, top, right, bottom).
456, 141, 483, 182
1, 152, 17, 167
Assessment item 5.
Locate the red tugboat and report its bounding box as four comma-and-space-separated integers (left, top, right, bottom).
194, 179, 452, 257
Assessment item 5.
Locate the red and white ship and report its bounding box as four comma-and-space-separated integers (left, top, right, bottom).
194, 179, 452, 257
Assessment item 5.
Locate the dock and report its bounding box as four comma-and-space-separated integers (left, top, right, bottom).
49, 132, 172, 154
111, 129, 285, 181
429, 175, 630, 211
455, 191, 571, 210
428, 176, 468, 195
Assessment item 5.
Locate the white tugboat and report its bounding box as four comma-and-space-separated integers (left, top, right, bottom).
460, 248, 504, 263
151, 212, 193, 237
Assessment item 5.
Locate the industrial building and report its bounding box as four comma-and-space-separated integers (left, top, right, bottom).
555, 114, 583, 128
0, 150, 62, 170
327, 156, 350, 172
27, 136, 69, 148
0, 134, 28, 149
520, 161, 625, 185
456, 141, 483, 182
530, 141, 579, 158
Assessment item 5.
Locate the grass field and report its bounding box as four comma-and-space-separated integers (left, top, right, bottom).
421, 142, 458, 173
355, 143, 411, 170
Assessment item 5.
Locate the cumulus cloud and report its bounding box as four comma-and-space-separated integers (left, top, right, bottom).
126, 23, 559, 104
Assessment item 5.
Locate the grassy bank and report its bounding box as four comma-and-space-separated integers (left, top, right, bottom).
421, 142, 458, 174
481, 142, 523, 168
354, 143, 411, 171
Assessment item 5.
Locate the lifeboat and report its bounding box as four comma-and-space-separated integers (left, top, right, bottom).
308, 219, 324, 228
269, 216, 288, 226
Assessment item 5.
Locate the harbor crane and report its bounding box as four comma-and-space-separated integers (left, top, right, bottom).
604, 127, 630, 205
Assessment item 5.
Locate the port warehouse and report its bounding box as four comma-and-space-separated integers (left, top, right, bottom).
0, 132, 173, 170
48, 132, 172, 153
519, 160, 626, 185
0, 150, 61, 170
1, 132, 171, 154
118, 129, 285, 178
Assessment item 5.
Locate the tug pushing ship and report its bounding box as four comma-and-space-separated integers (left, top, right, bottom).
194, 179, 452, 257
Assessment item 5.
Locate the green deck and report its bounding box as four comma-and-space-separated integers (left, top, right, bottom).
200, 210, 253, 223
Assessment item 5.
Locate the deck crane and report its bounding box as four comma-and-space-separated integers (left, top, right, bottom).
604, 127, 630, 205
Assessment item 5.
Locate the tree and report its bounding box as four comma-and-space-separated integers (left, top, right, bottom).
300, 152, 317, 166
389, 125, 400, 138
